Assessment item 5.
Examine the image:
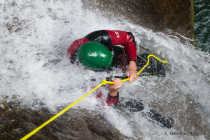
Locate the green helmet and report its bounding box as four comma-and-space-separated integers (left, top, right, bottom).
78, 42, 113, 70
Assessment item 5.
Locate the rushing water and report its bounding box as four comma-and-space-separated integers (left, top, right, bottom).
195, 0, 210, 52
0, 0, 210, 140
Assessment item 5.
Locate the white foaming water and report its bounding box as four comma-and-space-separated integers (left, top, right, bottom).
0, 0, 210, 140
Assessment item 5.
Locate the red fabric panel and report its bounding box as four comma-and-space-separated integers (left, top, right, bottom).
67, 38, 89, 57
106, 30, 137, 60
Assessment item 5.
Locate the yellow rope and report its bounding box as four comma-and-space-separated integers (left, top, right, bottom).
102, 54, 168, 84
20, 54, 168, 140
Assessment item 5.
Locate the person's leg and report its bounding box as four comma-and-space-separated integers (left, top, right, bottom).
105, 46, 127, 106
117, 97, 144, 112
116, 97, 174, 128
106, 92, 119, 106
144, 109, 174, 128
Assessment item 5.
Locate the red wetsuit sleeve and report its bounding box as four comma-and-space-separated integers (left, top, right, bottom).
106, 30, 137, 61
67, 38, 89, 58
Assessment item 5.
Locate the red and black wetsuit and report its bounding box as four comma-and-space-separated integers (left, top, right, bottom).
67, 30, 137, 106
67, 30, 137, 64
67, 30, 165, 106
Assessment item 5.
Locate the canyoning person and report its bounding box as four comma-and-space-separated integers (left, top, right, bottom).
67, 30, 165, 106
67, 30, 173, 128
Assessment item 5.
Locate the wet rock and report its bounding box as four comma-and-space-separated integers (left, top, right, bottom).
0, 101, 129, 140
149, 87, 210, 139
83, 0, 194, 39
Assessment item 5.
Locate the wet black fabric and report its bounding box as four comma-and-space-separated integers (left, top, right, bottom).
111, 46, 127, 69
127, 32, 137, 45
70, 51, 78, 64
111, 46, 166, 76
85, 30, 112, 50
136, 53, 166, 76
117, 97, 144, 112
146, 110, 174, 128
116, 98, 174, 128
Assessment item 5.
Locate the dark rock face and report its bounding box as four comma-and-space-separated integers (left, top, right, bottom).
149, 94, 210, 139
0, 102, 128, 140
83, 0, 194, 39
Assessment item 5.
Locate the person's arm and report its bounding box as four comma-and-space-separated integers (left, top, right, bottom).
67, 38, 89, 58
126, 60, 138, 82
124, 32, 138, 82
106, 30, 138, 82
106, 30, 137, 61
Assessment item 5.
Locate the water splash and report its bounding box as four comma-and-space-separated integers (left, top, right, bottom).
0, 0, 210, 139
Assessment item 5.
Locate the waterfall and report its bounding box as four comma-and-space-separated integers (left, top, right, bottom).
0, 0, 209, 139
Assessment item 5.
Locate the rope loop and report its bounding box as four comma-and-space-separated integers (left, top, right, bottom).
20, 54, 168, 140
